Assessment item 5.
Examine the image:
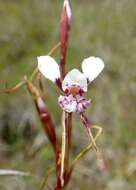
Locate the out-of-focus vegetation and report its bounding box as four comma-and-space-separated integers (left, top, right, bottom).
0, 0, 136, 189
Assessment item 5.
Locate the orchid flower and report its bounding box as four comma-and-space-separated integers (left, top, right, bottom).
37, 55, 104, 113
38, 55, 104, 185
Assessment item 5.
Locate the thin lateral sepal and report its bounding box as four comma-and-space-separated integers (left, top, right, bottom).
1, 42, 61, 93
39, 167, 54, 190
70, 125, 102, 173
29, 42, 61, 82
37, 73, 45, 97
80, 113, 104, 169
1, 80, 26, 93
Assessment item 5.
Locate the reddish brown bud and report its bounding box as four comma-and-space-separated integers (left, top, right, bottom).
27, 82, 58, 152
35, 97, 57, 149
60, 0, 72, 78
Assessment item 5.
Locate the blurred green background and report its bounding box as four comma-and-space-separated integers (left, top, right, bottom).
0, 0, 136, 189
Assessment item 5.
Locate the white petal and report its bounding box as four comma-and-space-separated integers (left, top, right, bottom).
62, 69, 87, 92
37, 56, 60, 82
82, 57, 104, 82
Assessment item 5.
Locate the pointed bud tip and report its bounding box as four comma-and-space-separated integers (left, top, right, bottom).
63, 0, 72, 20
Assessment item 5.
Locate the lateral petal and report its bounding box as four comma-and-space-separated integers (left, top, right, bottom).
37, 56, 60, 82
82, 57, 104, 82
